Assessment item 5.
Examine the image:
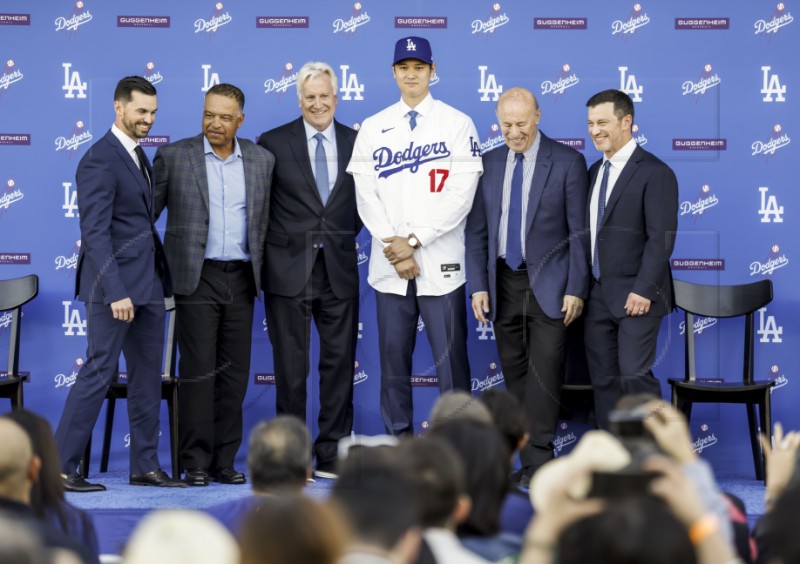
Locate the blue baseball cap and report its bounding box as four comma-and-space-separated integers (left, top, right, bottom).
393, 36, 433, 65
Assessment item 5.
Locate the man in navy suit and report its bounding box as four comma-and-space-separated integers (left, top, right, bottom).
584, 89, 679, 429
54, 76, 185, 491
257, 62, 361, 479
154, 84, 273, 486
466, 87, 589, 486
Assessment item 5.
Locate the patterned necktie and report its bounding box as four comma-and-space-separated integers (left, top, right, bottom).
505, 152, 525, 270
592, 160, 611, 280
314, 132, 330, 205
408, 110, 418, 131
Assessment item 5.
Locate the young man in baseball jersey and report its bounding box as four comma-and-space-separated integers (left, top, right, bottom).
347, 36, 483, 435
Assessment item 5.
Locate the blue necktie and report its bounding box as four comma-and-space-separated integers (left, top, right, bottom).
314, 132, 329, 205
408, 110, 418, 131
505, 152, 525, 270
592, 160, 611, 280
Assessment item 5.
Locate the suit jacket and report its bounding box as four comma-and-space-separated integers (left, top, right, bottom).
587, 144, 679, 317
466, 132, 590, 320
257, 118, 362, 299
153, 134, 274, 296
75, 129, 171, 305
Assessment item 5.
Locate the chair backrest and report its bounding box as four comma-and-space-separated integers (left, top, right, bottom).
0, 275, 39, 376
674, 279, 773, 384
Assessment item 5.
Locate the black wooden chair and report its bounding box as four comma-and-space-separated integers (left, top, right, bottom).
81, 297, 180, 478
668, 279, 775, 481
0, 275, 39, 410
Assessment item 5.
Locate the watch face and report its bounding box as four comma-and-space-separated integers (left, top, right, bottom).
409, 237, 418, 248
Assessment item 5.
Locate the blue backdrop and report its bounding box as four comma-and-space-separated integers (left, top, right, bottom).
0, 0, 796, 477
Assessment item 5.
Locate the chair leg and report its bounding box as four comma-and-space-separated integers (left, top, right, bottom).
759, 393, 772, 484
168, 384, 180, 479
81, 437, 91, 478
746, 403, 763, 481
100, 397, 117, 473
14, 381, 23, 410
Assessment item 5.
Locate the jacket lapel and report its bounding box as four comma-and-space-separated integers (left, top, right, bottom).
189, 134, 210, 212
525, 135, 552, 236
289, 119, 321, 205
107, 130, 151, 213
601, 145, 642, 224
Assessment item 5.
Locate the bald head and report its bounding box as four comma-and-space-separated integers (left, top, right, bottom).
496, 87, 541, 153
0, 419, 34, 499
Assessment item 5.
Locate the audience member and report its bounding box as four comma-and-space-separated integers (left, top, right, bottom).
0, 419, 97, 564
401, 437, 489, 563
429, 391, 493, 428
239, 495, 347, 564
0, 511, 48, 564
331, 446, 421, 564
5, 410, 99, 555
123, 510, 238, 564
428, 419, 520, 562
206, 416, 312, 535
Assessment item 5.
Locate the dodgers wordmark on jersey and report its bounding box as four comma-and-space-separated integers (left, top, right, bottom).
347, 93, 483, 297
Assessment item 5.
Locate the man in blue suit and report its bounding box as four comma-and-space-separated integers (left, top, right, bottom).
584, 89, 678, 429
466, 87, 589, 487
55, 76, 185, 491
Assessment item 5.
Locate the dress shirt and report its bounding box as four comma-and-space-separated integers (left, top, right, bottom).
111, 123, 145, 171
498, 131, 541, 261
203, 136, 249, 261
303, 119, 338, 195
589, 137, 638, 262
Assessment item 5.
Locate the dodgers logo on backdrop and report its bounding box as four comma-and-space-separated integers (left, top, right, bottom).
752, 125, 791, 159
680, 184, 719, 220
373, 141, 451, 179
768, 364, 789, 392
62, 63, 87, 99
357, 321, 363, 340
679, 316, 717, 336
353, 361, 368, 385
759, 186, 784, 223
632, 124, 648, 146
143, 61, 163, 85
611, 3, 650, 36
554, 422, 578, 453
195, 2, 232, 34
761, 66, 787, 102
481, 123, 504, 154
478, 66, 503, 102
0, 179, 24, 216
417, 315, 425, 333
54, 358, 83, 389
201, 64, 220, 92
333, 2, 371, 34
754, 3, 794, 36
692, 424, 718, 453
471, 362, 504, 393
54, 240, 80, 273
62, 301, 87, 336
356, 237, 369, 265
472, 3, 510, 35
0, 311, 12, 334
758, 307, 783, 343
0, 60, 24, 95
750, 244, 789, 277
619, 67, 643, 102
263, 62, 297, 96
475, 321, 496, 341
55, 1, 93, 34
339, 65, 364, 101
541, 64, 579, 98
55, 121, 92, 153
682, 64, 721, 98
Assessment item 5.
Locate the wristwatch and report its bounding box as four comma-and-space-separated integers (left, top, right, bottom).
407, 234, 420, 249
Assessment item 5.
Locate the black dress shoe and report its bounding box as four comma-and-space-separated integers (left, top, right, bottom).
313, 462, 339, 480
184, 467, 209, 486
62, 473, 106, 493
208, 467, 246, 485
130, 469, 188, 488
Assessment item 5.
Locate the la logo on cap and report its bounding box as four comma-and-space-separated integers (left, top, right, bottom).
406, 38, 416, 51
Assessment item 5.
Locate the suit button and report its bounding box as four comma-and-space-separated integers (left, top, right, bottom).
312, 243, 319, 249
200, 243, 206, 249
321, 217, 327, 222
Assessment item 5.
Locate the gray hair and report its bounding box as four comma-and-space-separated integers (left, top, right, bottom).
296, 61, 338, 100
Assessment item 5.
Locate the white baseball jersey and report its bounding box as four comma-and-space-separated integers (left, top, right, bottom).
347, 94, 483, 297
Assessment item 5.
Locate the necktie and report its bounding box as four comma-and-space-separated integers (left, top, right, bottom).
408, 110, 418, 131
505, 152, 525, 270
134, 145, 152, 207
592, 160, 611, 280
314, 132, 330, 205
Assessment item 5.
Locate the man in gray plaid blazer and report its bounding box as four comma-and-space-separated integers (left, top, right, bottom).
154, 83, 274, 486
